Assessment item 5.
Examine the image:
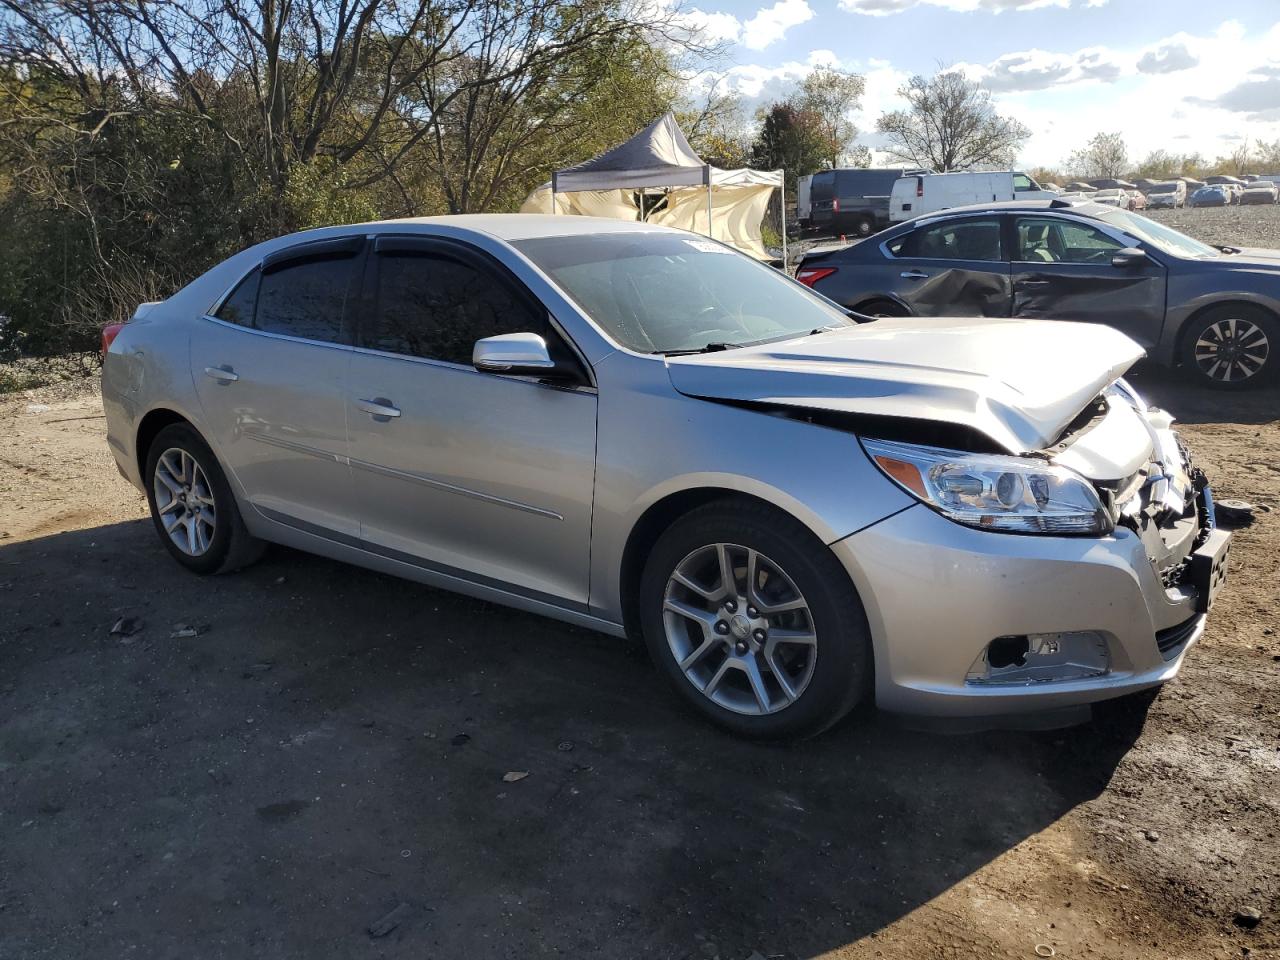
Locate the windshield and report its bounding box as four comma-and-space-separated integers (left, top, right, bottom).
1097, 209, 1220, 258
1149, 183, 1177, 193
514, 233, 853, 353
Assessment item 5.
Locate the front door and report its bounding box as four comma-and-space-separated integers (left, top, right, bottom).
888, 215, 1012, 317
345, 236, 597, 608
189, 238, 363, 537
1010, 215, 1167, 348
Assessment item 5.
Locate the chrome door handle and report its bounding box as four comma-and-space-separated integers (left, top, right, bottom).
356, 397, 401, 420
900, 270, 929, 280
204, 366, 239, 383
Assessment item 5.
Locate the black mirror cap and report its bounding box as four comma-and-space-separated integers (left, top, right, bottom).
1111, 247, 1147, 268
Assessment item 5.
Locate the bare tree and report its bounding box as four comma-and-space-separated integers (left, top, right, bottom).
876, 69, 1029, 172
1067, 132, 1128, 180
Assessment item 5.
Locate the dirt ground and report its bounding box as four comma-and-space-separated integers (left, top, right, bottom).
1, 361, 1277, 960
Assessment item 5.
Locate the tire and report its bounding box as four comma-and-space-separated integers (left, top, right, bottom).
143, 422, 265, 574
638, 499, 873, 740
856, 299, 909, 319
854, 215, 875, 238
1178, 304, 1279, 390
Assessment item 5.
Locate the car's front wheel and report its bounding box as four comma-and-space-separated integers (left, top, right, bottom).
144, 423, 265, 574
639, 500, 872, 740
1179, 305, 1278, 389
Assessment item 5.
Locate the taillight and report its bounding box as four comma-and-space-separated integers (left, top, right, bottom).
916, 176, 924, 198
832, 198, 839, 213
101, 323, 126, 356
795, 266, 837, 287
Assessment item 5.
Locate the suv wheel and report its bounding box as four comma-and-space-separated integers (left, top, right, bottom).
1180, 305, 1278, 389
639, 500, 872, 740
854, 215, 875, 237
144, 423, 265, 574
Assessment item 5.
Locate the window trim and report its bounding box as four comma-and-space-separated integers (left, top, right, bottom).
1009, 213, 1148, 266
360, 233, 595, 388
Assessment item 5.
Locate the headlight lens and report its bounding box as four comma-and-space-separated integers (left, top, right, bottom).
863, 438, 1112, 535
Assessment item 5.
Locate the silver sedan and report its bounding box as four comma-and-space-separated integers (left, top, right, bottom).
102, 215, 1231, 738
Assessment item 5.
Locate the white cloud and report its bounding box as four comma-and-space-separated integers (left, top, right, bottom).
960, 46, 1122, 92
676, 0, 813, 52
1136, 39, 1199, 75
741, 0, 814, 50
837, 0, 1103, 15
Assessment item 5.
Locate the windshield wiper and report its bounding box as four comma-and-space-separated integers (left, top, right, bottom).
655, 342, 740, 356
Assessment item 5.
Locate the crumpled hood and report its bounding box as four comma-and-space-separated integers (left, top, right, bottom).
665, 317, 1145, 454
1216, 247, 1280, 268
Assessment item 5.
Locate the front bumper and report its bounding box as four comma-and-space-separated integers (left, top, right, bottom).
832, 501, 1214, 717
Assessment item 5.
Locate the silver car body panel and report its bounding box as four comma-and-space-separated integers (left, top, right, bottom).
103, 214, 1221, 717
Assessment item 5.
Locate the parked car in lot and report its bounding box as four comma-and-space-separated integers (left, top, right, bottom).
1240, 183, 1279, 205
888, 170, 1055, 222
1146, 181, 1186, 209
1125, 189, 1147, 211
1190, 185, 1228, 207
101, 215, 1232, 738
1090, 188, 1129, 208
794, 198, 1280, 387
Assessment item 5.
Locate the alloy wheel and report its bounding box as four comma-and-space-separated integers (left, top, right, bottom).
1193, 317, 1270, 383
152, 447, 217, 557
662, 543, 817, 716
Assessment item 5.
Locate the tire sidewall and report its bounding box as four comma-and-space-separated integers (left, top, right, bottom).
143, 424, 237, 574
1180, 306, 1279, 390
639, 502, 872, 740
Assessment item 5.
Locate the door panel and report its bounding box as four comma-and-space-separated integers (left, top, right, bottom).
190, 319, 356, 536
1011, 216, 1167, 347
887, 216, 1012, 317
346, 356, 596, 606
346, 239, 597, 607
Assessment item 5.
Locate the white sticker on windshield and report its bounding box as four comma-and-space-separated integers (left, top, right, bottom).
683, 239, 733, 254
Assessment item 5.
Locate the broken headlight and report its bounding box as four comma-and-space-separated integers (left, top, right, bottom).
863, 438, 1112, 536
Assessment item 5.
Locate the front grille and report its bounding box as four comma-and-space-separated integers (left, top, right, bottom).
1155, 615, 1202, 660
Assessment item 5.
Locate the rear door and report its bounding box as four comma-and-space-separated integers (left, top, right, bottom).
345, 235, 597, 607
883, 215, 1012, 317
1010, 215, 1167, 348
190, 237, 363, 536
809, 172, 836, 232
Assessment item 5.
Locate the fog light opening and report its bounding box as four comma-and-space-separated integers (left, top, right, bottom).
986, 635, 1029, 669
967, 631, 1111, 686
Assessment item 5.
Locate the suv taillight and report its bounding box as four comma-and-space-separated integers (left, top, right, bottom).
101, 323, 126, 356
795, 266, 837, 287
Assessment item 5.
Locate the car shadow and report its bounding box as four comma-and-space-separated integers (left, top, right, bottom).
0, 519, 1155, 959
1126, 363, 1280, 426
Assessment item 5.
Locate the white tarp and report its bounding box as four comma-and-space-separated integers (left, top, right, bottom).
520, 115, 784, 261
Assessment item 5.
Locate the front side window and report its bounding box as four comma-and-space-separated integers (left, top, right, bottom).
1013, 173, 1037, 192
366, 252, 545, 365
900, 218, 1004, 262
514, 233, 852, 355
256, 255, 357, 343
1015, 217, 1124, 264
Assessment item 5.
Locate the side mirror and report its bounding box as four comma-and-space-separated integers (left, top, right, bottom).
1111, 247, 1147, 268
472, 332, 560, 376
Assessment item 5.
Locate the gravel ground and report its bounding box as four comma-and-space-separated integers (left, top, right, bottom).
1, 210, 1279, 959
1145, 202, 1280, 249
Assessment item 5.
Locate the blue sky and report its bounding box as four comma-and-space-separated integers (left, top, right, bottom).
681, 0, 1280, 168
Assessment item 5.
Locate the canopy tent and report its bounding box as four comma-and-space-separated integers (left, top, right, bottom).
520, 113, 785, 263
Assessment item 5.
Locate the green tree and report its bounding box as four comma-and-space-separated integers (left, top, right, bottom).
1067, 132, 1129, 180
798, 67, 868, 168
749, 103, 829, 194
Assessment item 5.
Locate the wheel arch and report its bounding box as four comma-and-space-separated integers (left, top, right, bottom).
618, 488, 829, 643
135, 407, 198, 480
852, 295, 910, 317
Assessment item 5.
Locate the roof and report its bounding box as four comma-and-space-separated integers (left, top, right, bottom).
902, 198, 1112, 225
551, 112, 710, 192
372, 213, 685, 242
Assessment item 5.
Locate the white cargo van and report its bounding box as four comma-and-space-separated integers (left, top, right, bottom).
889, 171, 1055, 222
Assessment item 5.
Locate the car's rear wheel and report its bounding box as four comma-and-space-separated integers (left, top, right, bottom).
639, 500, 872, 740
1179, 304, 1278, 389
144, 423, 264, 574
856, 299, 908, 319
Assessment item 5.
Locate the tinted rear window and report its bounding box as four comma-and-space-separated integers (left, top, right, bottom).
256, 255, 357, 343
834, 170, 903, 197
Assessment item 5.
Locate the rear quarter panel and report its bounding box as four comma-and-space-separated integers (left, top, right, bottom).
1157, 265, 1280, 365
